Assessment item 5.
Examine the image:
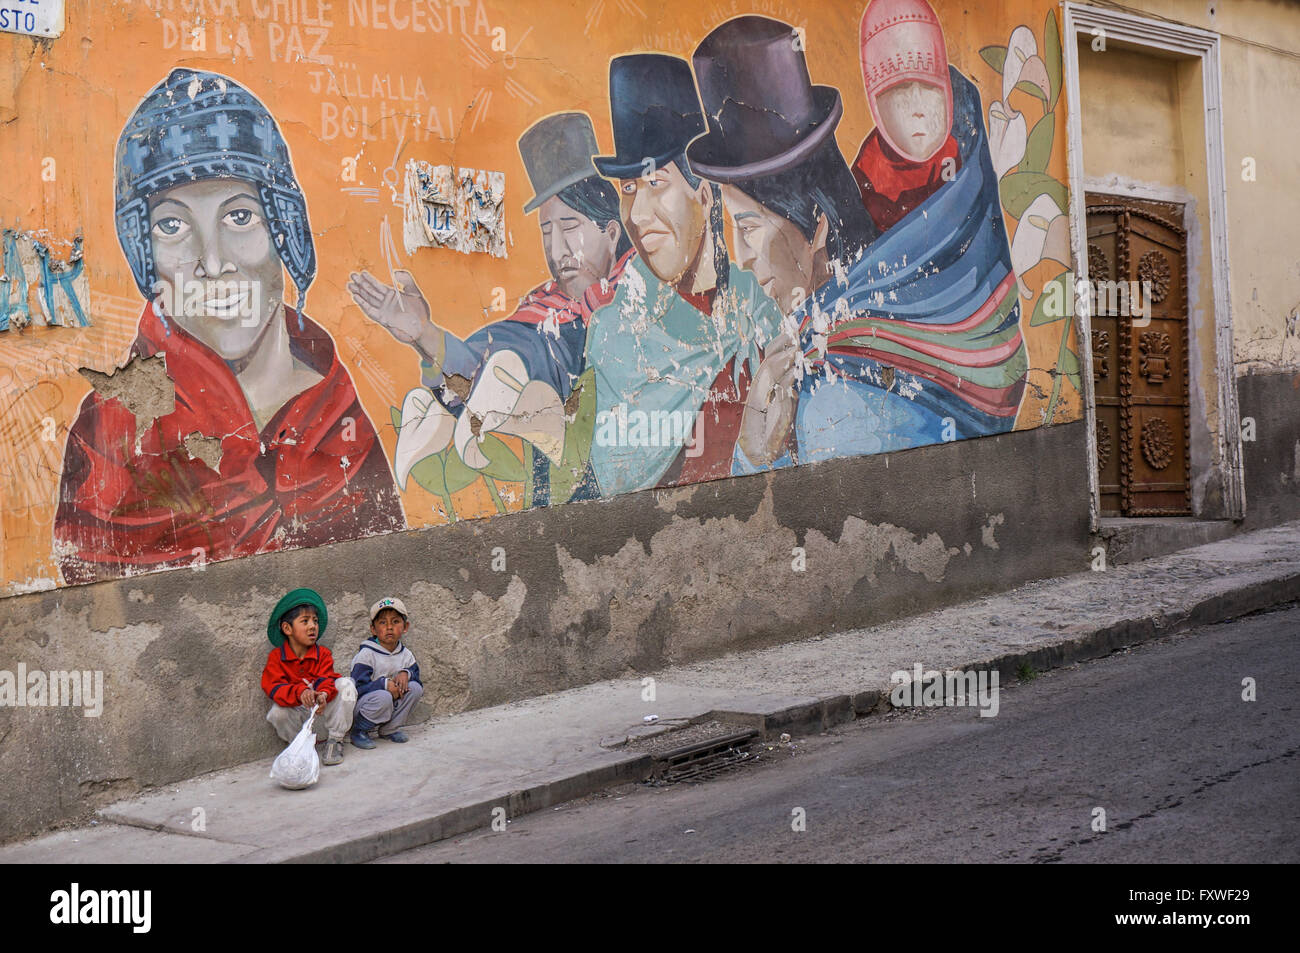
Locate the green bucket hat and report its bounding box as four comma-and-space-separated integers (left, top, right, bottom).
267, 588, 328, 647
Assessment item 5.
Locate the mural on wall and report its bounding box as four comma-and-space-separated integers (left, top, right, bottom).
52, 70, 405, 585
740, 2, 1032, 468
0, 0, 1081, 595
584, 51, 784, 494
349, 109, 634, 514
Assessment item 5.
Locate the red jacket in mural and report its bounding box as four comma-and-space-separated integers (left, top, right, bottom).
852, 129, 963, 234
54, 303, 404, 585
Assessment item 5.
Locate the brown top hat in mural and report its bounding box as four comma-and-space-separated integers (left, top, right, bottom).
687, 15, 844, 182
519, 112, 602, 214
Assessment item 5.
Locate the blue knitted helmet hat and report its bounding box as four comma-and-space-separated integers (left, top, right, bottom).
114, 69, 316, 322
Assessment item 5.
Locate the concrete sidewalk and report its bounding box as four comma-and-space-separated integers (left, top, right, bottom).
5, 520, 1299, 864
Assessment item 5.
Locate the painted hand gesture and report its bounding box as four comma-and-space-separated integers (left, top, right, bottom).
347, 269, 444, 367
739, 332, 801, 467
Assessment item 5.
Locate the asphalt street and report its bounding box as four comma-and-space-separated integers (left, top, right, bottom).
380, 603, 1300, 863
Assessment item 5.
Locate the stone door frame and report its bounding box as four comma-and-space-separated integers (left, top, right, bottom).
1062, 2, 1245, 530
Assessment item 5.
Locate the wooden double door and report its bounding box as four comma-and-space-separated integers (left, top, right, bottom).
1087, 196, 1191, 517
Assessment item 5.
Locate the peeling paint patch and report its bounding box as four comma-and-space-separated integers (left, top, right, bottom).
79, 354, 175, 436
405, 576, 527, 710
443, 374, 473, 402
183, 432, 223, 473
544, 487, 970, 673
982, 513, 1006, 550
4, 577, 58, 595
849, 519, 960, 584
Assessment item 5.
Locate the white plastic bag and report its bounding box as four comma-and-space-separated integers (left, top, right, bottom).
270, 710, 321, 790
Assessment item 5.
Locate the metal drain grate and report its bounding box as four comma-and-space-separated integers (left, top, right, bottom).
648, 728, 759, 785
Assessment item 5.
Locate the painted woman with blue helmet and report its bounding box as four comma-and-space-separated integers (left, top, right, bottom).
54, 70, 404, 585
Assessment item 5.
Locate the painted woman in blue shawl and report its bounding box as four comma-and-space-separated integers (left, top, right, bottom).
735, 0, 1029, 470
683, 15, 880, 470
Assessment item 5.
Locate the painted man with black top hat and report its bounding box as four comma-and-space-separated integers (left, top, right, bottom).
348, 111, 633, 502
55, 69, 404, 586
584, 53, 783, 496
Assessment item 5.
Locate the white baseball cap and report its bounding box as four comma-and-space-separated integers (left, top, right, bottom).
369, 597, 409, 622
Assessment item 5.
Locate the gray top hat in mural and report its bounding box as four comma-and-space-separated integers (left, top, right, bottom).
519, 112, 603, 214
687, 16, 844, 182
592, 54, 707, 181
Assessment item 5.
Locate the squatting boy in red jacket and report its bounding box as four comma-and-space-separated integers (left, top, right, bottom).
261, 588, 357, 766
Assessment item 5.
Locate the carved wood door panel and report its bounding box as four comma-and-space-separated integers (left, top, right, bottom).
1086, 196, 1191, 517
1087, 204, 1123, 516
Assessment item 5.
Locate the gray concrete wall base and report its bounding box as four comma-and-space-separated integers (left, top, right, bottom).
1091, 517, 1239, 566
1239, 368, 1300, 530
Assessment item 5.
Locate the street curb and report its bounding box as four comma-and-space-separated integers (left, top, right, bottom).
97, 568, 1300, 865
223, 753, 655, 865
706, 694, 857, 738
701, 576, 1300, 746
963, 572, 1300, 687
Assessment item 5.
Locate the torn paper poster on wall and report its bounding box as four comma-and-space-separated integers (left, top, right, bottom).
403, 161, 458, 255
402, 161, 505, 258
1, 229, 90, 332
457, 168, 506, 258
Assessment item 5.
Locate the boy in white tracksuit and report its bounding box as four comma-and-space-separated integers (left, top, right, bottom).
348, 597, 424, 747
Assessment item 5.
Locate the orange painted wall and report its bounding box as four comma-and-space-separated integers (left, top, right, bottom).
0, 0, 1078, 594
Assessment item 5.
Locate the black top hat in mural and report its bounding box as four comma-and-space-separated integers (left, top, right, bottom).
687, 16, 844, 182
592, 54, 707, 181
519, 112, 603, 214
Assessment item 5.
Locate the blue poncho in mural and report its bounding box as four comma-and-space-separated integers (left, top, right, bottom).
736, 67, 1028, 472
